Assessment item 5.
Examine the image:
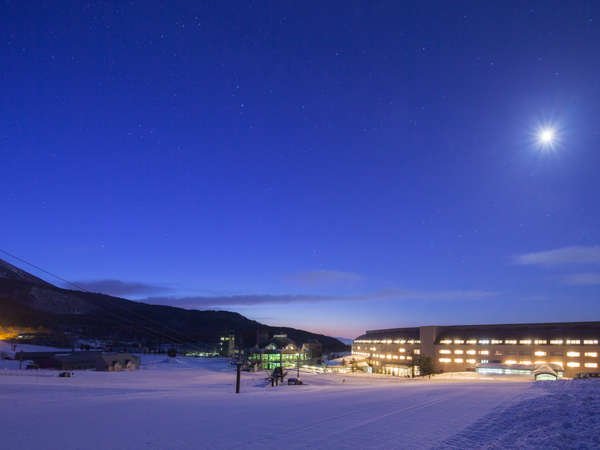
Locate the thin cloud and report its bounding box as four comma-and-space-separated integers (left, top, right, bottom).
284, 270, 364, 287
563, 273, 600, 286
74, 279, 172, 297
514, 245, 600, 266
144, 288, 497, 309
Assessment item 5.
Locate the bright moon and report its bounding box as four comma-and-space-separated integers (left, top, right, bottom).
535, 126, 559, 150
538, 128, 555, 145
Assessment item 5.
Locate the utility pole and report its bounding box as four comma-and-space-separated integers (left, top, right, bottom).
235, 361, 242, 394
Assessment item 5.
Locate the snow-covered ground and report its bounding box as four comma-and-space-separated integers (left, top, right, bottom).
0, 350, 598, 449
438, 379, 600, 449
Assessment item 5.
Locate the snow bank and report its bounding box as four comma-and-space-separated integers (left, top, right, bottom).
438, 379, 600, 449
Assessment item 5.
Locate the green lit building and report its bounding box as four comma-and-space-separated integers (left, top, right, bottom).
249, 334, 308, 370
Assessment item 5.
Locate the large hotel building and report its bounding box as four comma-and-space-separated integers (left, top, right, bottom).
352, 321, 600, 378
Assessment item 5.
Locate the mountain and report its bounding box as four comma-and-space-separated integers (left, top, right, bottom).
335, 337, 354, 345
0, 258, 53, 287
0, 259, 347, 352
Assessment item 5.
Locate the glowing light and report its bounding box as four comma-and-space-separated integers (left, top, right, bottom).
538, 128, 555, 145
534, 124, 560, 151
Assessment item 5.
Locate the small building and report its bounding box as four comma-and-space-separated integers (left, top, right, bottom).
16, 351, 140, 371
249, 335, 308, 370
95, 353, 140, 371
301, 340, 323, 359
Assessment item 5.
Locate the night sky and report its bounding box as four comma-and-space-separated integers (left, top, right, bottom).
2, 2, 600, 338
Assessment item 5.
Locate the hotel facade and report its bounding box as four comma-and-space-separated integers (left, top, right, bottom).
352, 322, 600, 378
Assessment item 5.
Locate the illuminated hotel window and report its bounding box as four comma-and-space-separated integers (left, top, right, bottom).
566, 340, 580, 345
440, 339, 452, 345
491, 339, 503, 344
392, 355, 398, 360
454, 358, 463, 363
584, 340, 599, 345
478, 339, 490, 345
407, 340, 415, 344
505, 339, 517, 345
480, 359, 489, 363
439, 358, 451, 363
399, 355, 406, 360
386, 354, 392, 359
466, 349, 476, 355
454, 339, 464, 344
414, 349, 420, 355
439, 349, 451, 354
466, 358, 476, 364
519, 340, 532, 345
585, 363, 598, 368
454, 350, 464, 355
550, 340, 563, 345
584, 352, 598, 357
567, 362, 580, 368
519, 360, 532, 365
534, 351, 547, 357
504, 359, 517, 365
479, 350, 489, 355
466, 339, 477, 345
398, 348, 406, 353
406, 356, 412, 360
399, 340, 406, 344
567, 351, 580, 357
534, 340, 547, 345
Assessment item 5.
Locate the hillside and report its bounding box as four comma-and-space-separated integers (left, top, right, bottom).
0, 260, 346, 352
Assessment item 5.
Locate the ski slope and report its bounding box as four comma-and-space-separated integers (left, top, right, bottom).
0, 354, 544, 449
2, 353, 598, 449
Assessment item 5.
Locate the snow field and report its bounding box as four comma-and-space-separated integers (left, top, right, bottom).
0, 355, 546, 449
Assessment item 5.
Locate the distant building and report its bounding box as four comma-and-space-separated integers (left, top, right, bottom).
249, 334, 309, 370
301, 340, 323, 359
352, 322, 600, 378
219, 333, 236, 357
16, 351, 140, 371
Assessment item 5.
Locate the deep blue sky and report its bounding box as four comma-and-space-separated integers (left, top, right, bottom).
2, 1, 600, 338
